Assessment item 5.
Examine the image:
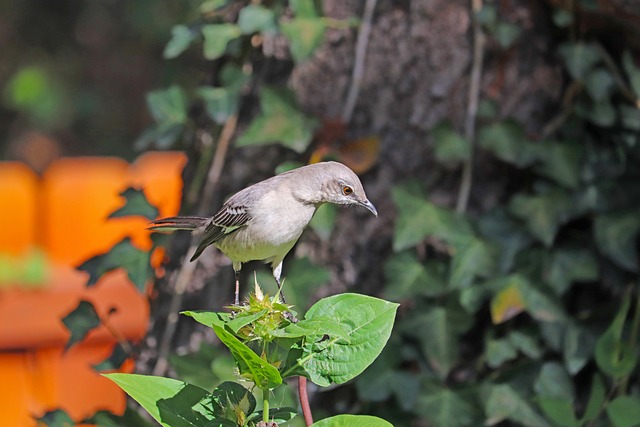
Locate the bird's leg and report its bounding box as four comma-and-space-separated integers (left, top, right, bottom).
233, 262, 242, 306
272, 261, 286, 303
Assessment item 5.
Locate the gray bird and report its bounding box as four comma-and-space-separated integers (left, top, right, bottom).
149, 161, 377, 305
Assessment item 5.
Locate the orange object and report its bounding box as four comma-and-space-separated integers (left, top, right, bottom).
0, 152, 186, 426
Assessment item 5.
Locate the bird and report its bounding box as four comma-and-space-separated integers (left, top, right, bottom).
148, 161, 377, 306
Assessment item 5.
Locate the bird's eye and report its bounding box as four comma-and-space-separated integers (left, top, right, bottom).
342, 186, 353, 196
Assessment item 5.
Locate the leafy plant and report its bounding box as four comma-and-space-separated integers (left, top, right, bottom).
105, 287, 398, 426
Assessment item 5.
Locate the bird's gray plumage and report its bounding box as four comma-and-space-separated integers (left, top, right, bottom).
149, 161, 377, 303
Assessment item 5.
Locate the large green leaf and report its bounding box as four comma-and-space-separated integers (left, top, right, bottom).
595, 297, 636, 380
607, 396, 640, 427
62, 300, 101, 350
534, 140, 583, 189
238, 5, 276, 34
213, 325, 282, 390
103, 374, 224, 427
201, 24, 241, 60
299, 293, 399, 386
534, 362, 574, 400
432, 122, 471, 163
78, 238, 152, 292
236, 86, 318, 153
311, 415, 394, 427
594, 211, 640, 271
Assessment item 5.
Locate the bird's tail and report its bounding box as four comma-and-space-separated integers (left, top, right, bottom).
147, 216, 209, 233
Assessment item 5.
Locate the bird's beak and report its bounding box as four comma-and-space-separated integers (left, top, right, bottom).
359, 199, 378, 217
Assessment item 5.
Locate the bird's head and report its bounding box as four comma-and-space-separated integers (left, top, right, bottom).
313, 162, 378, 216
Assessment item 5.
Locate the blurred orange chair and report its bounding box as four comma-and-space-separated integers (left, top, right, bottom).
0, 152, 186, 426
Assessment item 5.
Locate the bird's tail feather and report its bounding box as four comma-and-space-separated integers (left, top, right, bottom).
147, 216, 209, 233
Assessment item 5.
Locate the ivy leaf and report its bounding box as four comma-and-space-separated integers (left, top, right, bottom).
384, 251, 447, 299
201, 24, 241, 60
93, 343, 129, 371
416, 384, 479, 427
449, 236, 497, 289
478, 121, 539, 167
37, 410, 75, 427
281, 18, 326, 63
163, 25, 197, 59
238, 5, 276, 34
534, 140, 583, 189
62, 300, 101, 350
493, 22, 521, 48
485, 337, 517, 368
585, 68, 615, 101
78, 238, 152, 292
559, 42, 600, 80
432, 122, 471, 163
607, 396, 640, 427
236, 86, 318, 153
309, 203, 337, 241
289, 0, 319, 18
545, 247, 598, 295
595, 297, 636, 380
146, 86, 187, 125
594, 210, 640, 271
485, 383, 553, 427
509, 187, 576, 246
109, 187, 158, 220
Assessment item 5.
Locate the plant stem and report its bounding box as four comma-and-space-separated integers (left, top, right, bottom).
298, 376, 313, 426
263, 388, 270, 423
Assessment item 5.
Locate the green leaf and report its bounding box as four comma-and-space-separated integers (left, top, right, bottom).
274, 317, 351, 342
103, 374, 221, 427
197, 87, 235, 125
135, 122, 186, 150
546, 247, 598, 295
238, 5, 276, 34
478, 121, 539, 167
236, 86, 318, 153
537, 397, 579, 427
509, 330, 542, 359
164, 25, 197, 59
383, 251, 447, 299
534, 140, 583, 189
88, 407, 155, 427
62, 300, 101, 350
391, 181, 474, 251
201, 24, 241, 60
622, 50, 640, 97
585, 68, 615, 101
109, 188, 159, 220
563, 322, 596, 374
485, 384, 553, 427
607, 396, 640, 427
403, 306, 472, 379
311, 415, 394, 427
577, 97, 617, 127
247, 407, 298, 424
432, 122, 471, 163
582, 374, 605, 423
594, 211, 640, 271
620, 104, 640, 130
281, 18, 326, 63
416, 384, 479, 427
182, 310, 228, 329
290, 0, 319, 18
559, 42, 601, 80
37, 409, 74, 427
300, 293, 399, 386
509, 187, 576, 246
210, 381, 256, 424
449, 236, 497, 289
478, 208, 533, 273
213, 325, 282, 390
493, 22, 521, 48
93, 343, 128, 371
78, 238, 152, 292
146, 86, 187, 124
310, 203, 337, 241
534, 362, 574, 400
595, 297, 636, 379
485, 337, 517, 368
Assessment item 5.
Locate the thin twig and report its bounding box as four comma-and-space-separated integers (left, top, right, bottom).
151, 115, 238, 376
298, 376, 313, 426
342, 0, 377, 122
455, 0, 485, 214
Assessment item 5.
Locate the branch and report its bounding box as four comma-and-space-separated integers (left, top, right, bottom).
298, 376, 313, 426
342, 0, 377, 122
455, 0, 485, 214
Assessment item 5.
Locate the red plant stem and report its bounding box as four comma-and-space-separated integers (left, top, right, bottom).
298, 376, 313, 426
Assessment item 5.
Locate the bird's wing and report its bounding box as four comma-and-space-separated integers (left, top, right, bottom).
191, 202, 251, 261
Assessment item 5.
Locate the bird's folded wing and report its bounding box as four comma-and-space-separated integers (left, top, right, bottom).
190, 203, 251, 261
